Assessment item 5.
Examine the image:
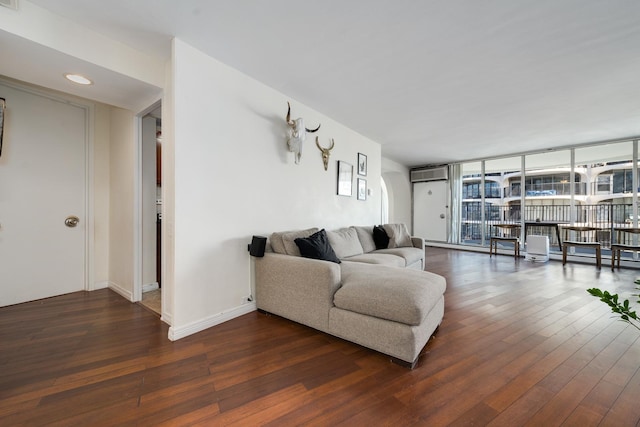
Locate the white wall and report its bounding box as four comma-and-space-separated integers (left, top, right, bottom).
93, 103, 111, 287
0, 0, 163, 88
382, 157, 412, 232
108, 107, 136, 300
168, 39, 382, 338
162, 59, 175, 325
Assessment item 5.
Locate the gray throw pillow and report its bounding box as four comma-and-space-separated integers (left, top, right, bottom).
326, 227, 364, 259
384, 223, 412, 248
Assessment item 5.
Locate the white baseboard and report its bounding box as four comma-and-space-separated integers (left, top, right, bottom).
92, 280, 109, 290
167, 302, 256, 341
142, 282, 159, 293
161, 311, 173, 326
108, 281, 133, 301
426, 242, 640, 268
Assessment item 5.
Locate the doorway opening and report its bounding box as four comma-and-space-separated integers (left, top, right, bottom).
139, 103, 162, 315
381, 177, 389, 224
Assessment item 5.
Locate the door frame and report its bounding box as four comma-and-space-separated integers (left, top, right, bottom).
134, 99, 162, 303
0, 77, 94, 293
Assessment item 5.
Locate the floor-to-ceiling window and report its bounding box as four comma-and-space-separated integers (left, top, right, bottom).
487, 156, 521, 227
450, 138, 640, 260
522, 150, 572, 250
460, 162, 482, 245
575, 141, 634, 226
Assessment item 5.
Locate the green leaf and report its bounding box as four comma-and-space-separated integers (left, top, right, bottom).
587, 285, 640, 332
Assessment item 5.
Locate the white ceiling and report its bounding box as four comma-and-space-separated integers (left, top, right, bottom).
19, 0, 640, 167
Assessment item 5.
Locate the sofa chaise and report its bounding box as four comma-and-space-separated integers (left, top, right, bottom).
254, 224, 446, 368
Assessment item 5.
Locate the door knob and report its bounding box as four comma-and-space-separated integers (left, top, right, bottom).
440, 214, 445, 219
65, 216, 79, 228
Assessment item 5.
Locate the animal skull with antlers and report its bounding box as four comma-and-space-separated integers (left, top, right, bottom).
286, 102, 320, 164
316, 137, 335, 171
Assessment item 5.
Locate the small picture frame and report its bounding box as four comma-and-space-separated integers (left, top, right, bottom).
357, 178, 367, 201
337, 161, 353, 196
357, 153, 367, 176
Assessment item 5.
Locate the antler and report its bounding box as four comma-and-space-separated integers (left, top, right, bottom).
286, 101, 292, 125
286, 101, 320, 131
316, 137, 334, 171
316, 137, 334, 151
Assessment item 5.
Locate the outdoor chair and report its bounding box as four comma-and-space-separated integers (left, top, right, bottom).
489, 224, 521, 258
561, 226, 602, 269
611, 227, 640, 270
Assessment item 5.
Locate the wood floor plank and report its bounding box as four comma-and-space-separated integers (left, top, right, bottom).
599, 362, 640, 426
2, 248, 640, 425
487, 385, 555, 426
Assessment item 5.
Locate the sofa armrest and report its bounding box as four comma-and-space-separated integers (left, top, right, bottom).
254, 253, 342, 332
411, 236, 425, 249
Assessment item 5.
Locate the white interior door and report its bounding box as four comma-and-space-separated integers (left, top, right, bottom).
0, 82, 87, 307
414, 181, 448, 242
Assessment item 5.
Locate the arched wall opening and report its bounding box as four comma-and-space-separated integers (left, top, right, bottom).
381, 177, 389, 224
381, 170, 412, 232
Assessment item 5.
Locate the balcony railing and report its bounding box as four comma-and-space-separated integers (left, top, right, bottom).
461, 203, 637, 249
504, 182, 586, 198
589, 182, 636, 195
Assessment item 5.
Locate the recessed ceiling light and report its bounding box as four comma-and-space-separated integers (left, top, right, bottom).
64, 73, 93, 85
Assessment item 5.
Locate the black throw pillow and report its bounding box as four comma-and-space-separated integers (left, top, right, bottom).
294, 229, 341, 264
373, 225, 390, 249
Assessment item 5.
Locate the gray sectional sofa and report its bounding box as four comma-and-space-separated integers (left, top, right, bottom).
254, 224, 446, 368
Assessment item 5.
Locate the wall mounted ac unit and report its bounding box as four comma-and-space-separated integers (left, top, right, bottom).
411, 166, 448, 182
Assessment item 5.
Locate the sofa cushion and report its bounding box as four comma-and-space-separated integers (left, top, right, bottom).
275, 228, 319, 256
327, 227, 364, 259
384, 223, 412, 248
335, 263, 446, 326
373, 225, 390, 249
270, 228, 318, 255
294, 229, 341, 264
341, 253, 405, 268
375, 247, 424, 267
269, 233, 287, 254
354, 226, 377, 253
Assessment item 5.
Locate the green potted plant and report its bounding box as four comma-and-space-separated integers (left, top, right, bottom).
587, 280, 640, 331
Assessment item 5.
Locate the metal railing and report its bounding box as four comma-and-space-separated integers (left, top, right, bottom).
504, 182, 587, 198
460, 203, 636, 249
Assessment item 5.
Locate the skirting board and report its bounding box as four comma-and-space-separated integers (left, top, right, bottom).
108, 281, 133, 301
92, 280, 110, 291
168, 302, 257, 341
426, 242, 640, 269
142, 282, 159, 293
161, 312, 173, 326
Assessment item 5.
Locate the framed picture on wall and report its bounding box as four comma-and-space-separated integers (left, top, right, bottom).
357, 153, 367, 176
337, 161, 353, 196
357, 178, 367, 201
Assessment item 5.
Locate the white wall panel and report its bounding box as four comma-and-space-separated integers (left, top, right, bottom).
169, 39, 382, 333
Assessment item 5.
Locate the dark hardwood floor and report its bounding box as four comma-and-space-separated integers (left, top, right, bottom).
1, 248, 640, 426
